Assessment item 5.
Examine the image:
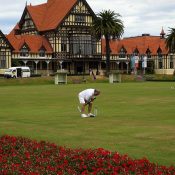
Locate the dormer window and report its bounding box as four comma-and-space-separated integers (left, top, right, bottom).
39, 47, 46, 57
119, 47, 127, 58
133, 48, 139, 56
157, 47, 162, 58
20, 46, 29, 57
146, 48, 151, 58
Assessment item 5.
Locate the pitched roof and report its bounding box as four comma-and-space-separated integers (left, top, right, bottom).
102, 35, 168, 55
26, 0, 77, 31
7, 31, 53, 53
27, 3, 47, 31
0, 30, 14, 50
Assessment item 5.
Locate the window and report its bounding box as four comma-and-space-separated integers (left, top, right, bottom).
146, 48, 151, 58
133, 48, 139, 56
70, 35, 92, 55
75, 15, 85, 23
20, 47, 29, 57
159, 61, 163, 69
119, 47, 126, 58
61, 37, 67, 52
170, 54, 174, 69
39, 48, 46, 57
157, 48, 163, 69
157, 48, 162, 58
0, 51, 6, 68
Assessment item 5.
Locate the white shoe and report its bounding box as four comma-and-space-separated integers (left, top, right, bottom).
88, 113, 95, 117
81, 114, 88, 118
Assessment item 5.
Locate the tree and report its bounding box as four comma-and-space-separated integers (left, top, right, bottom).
92, 10, 124, 75
166, 27, 175, 53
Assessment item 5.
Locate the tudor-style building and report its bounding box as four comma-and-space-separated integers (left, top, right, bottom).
0, 30, 13, 75
6, 0, 101, 75
1, 0, 175, 75
101, 32, 174, 75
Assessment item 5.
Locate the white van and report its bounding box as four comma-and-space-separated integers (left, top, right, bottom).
4, 67, 31, 78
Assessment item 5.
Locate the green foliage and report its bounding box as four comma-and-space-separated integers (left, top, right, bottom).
144, 74, 175, 81
166, 27, 175, 52
92, 9, 124, 74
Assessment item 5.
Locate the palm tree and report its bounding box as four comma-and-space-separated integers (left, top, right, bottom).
92, 10, 124, 75
166, 27, 175, 53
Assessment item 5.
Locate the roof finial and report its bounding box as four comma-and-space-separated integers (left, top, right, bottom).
160, 27, 165, 39
25, 1, 27, 6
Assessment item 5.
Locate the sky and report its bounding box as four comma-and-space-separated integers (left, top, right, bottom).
0, 0, 175, 38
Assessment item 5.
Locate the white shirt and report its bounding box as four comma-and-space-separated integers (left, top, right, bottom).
79, 89, 95, 102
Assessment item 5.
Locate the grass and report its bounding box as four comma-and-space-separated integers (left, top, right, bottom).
0, 78, 175, 167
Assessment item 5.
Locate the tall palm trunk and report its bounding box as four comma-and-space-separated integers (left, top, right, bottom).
105, 35, 110, 75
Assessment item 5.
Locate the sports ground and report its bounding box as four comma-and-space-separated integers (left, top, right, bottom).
0, 79, 175, 166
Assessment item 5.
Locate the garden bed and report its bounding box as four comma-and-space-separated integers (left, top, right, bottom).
0, 135, 174, 174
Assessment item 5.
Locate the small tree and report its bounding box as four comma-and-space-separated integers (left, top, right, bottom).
92, 10, 124, 75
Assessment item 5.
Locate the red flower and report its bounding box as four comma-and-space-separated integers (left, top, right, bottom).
0, 135, 174, 175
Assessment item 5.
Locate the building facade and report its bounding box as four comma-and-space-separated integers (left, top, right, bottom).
101, 33, 175, 75
6, 0, 101, 75
0, 0, 175, 75
0, 30, 13, 75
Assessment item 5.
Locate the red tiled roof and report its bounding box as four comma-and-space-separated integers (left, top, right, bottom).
27, 3, 47, 31
27, 0, 77, 31
102, 36, 168, 55
7, 32, 53, 53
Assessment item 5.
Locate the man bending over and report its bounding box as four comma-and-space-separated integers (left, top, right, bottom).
78, 88, 100, 118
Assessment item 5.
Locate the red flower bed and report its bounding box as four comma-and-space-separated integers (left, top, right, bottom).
0, 135, 174, 175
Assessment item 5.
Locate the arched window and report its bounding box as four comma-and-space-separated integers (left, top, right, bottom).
146, 48, 151, 58
39, 47, 46, 57
0, 51, 6, 68
133, 48, 139, 56
20, 45, 29, 57
119, 46, 127, 58
157, 47, 163, 68
157, 47, 162, 58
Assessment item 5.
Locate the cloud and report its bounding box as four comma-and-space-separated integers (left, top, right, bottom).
0, 0, 175, 37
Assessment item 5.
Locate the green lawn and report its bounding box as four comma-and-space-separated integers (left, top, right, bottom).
0, 81, 175, 166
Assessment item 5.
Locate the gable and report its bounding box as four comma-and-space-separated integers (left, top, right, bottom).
20, 43, 30, 51
7, 33, 53, 53
18, 0, 96, 32
0, 31, 13, 49
21, 12, 35, 31
19, 7, 39, 32
62, 0, 95, 27
72, 0, 91, 14
40, 0, 77, 31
